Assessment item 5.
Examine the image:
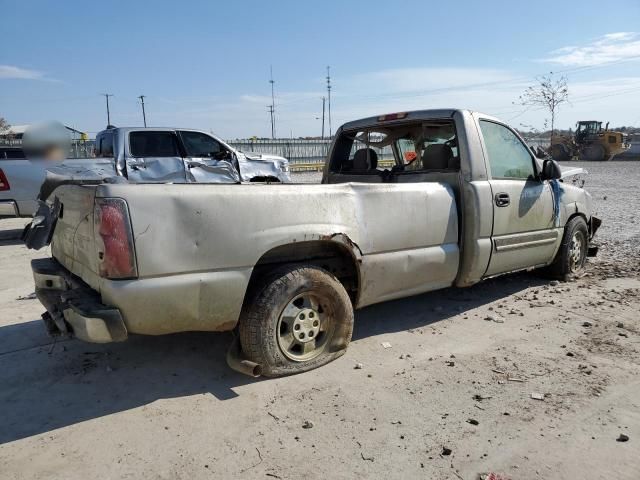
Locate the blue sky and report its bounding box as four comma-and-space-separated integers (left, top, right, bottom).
1, 0, 640, 138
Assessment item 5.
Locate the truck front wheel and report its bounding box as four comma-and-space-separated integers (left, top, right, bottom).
239, 265, 354, 377
544, 216, 588, 281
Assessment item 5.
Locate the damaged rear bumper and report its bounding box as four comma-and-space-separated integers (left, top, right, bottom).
32, 258, 127, 343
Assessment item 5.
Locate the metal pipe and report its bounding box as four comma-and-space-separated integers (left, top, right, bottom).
226, 335, 262, 377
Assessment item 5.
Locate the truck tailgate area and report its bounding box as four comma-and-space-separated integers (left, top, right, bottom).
49, 185, 102, 292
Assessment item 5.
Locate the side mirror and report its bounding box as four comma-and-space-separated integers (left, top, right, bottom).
542, 159, 562, 180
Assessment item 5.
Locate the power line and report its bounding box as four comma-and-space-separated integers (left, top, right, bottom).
138, 95, 147, 127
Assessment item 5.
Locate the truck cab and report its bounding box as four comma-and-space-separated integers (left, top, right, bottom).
95, 127, 290, 183
323, 109, 596, 284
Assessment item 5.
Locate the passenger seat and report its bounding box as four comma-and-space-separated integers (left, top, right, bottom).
352, 148, 379, 171
420, 144, 453, 170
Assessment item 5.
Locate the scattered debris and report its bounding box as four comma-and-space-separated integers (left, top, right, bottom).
507, 377, 525, 383
16, 292, 37, 300
381, 342, 392, 349
480, 473, 510, 480
360, 452, 374, 462
473, 394, 492, 401
491, 369, 506, 375
530, 392, 545, 401
302, 420, 314, 429
267, 412, 280, 421
616, 434, 629, 442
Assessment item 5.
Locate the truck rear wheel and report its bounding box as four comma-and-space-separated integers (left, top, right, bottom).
543, 216, 588, 281
239, 265, 353, 377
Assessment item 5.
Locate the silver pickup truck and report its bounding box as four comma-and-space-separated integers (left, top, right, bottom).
0, 127, 290, 217
25, 109, 600, 377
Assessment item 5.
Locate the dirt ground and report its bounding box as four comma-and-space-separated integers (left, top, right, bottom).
1, 162, 639, 480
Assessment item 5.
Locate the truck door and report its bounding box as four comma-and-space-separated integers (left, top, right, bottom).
478, 119, 559, 276
126, 131, 186, 182
178, 130, 240, 183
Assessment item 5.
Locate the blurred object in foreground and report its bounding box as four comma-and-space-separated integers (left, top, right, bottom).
22, 121, 71, 160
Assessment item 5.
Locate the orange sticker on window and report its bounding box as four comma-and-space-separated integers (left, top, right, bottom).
404, 151, 417, 162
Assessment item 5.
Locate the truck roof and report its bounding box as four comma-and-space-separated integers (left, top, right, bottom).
97, 127, 214, 136
340, 109, 483, 131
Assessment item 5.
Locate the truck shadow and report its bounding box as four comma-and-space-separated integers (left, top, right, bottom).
0, 272, 545, 444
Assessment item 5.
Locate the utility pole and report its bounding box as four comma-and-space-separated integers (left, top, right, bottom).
269, 65, 276, 139
326, 66, 332, 137
321, 96, 326, 139
267, 104, 275, 139
138, 95, 147, 127
101, 93, 114, 126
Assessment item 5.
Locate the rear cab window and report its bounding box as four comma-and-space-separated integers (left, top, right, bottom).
0, 148, 26, 159
329, 119, 459, 177
129, 131, 180, 157
95, 132, 114, 157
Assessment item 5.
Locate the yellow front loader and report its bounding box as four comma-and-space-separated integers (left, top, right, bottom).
550, 121, 628, 161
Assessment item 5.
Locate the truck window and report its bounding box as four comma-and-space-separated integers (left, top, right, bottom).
129, 132, 180, 158
341, 130, 386, 172
97, 133, 114, 157
0, 148, 26, 159
479, 120, 535, 180
395, 123, 458, 171
179, 131, 222, 157
330, 121, 459, 174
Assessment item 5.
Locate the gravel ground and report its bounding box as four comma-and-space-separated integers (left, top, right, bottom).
1, 162, 639, 480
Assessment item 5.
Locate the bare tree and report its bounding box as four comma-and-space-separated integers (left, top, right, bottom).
0, 117, 9, 134
517, 74, 569, 145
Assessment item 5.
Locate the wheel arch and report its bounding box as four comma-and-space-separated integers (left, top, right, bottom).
243, 238, 362, 309
566, 211, 588, 227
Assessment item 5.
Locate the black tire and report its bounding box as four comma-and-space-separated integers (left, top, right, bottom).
580, 144, 605, 161
550, 143, 570, 161
543, 216, 589, 281
239, 265, 354, 377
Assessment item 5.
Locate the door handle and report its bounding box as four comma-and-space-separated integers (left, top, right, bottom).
495, 192, 510, 207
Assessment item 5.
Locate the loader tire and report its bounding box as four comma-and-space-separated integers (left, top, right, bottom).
580, 144, 605, 161
239, 265, 353, 377
550, 143, 570, 161
543, 216, 588, 281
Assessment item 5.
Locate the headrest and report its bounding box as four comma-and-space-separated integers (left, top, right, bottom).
421, 144, 453, 170
352, 148, 378, 170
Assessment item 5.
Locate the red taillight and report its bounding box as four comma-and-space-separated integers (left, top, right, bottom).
377, 112, 408, 122
94, 198, 137, 279
0, 169, 10, 191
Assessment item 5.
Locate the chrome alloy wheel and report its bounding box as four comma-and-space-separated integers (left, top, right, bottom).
276, 292, 333, 362
569, 230, 586, 272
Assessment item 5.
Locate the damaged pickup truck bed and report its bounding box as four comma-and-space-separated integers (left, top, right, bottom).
25, 109, 600, 377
